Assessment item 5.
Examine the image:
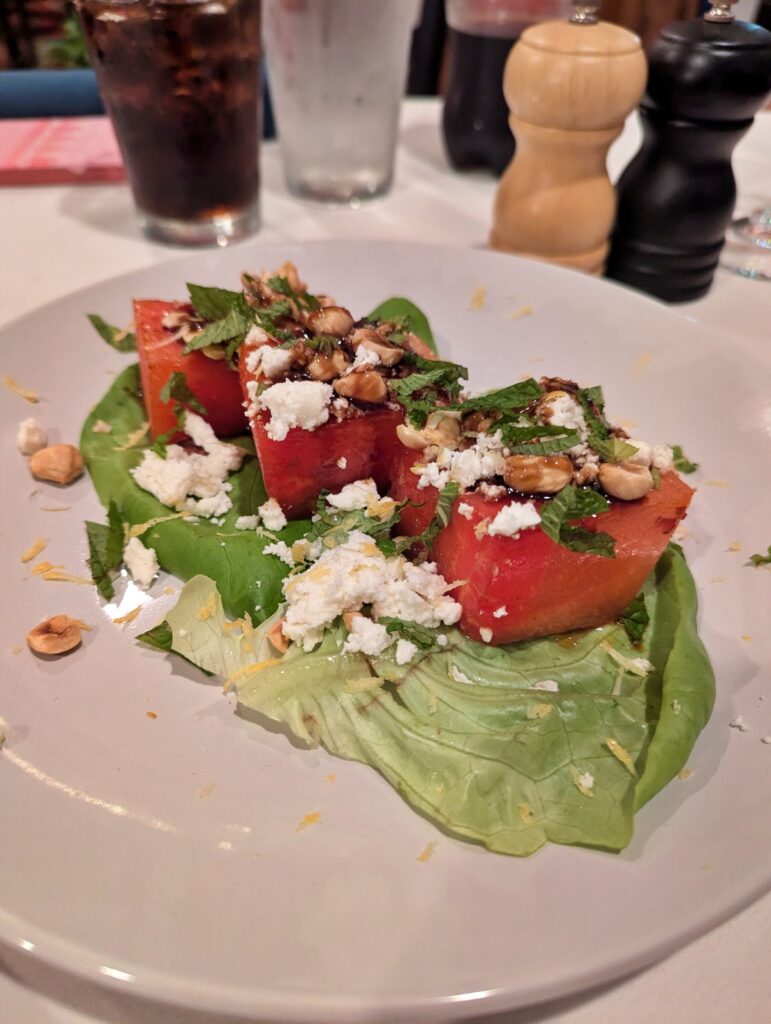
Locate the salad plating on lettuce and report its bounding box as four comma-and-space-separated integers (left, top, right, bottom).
76, 261, 714, 857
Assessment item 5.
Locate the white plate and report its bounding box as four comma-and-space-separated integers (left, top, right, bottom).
1, 241, 769, 1023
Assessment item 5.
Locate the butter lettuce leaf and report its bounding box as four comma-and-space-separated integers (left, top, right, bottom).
149, 546, 714, 857
80, 365, 310, 621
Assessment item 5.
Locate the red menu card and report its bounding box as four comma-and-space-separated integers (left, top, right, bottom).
0, 117, 125, 185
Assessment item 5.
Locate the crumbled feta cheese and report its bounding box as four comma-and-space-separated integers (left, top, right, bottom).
235, 515, 259, 531
457, 502, 474, 520
480, 627, 493, 643
450, 665, 471, 684
487, 501, 541, 538
578, 771, 594, 792
259, 497, 287, 531
281, 530, 461, 651
436, 634, 448, 647
541, 394, 587, 438
332, 397, 350, 416
17, 418, 47, 455
531, 679, 559, 692
395, 638, 418, 665
336, 456, 348, 469
729, 715, 749, 732
257, 381, 333, 441
326, 478, 380, 511
652, 444, 674, 471
92, 419, 113, 435
263, 540, 295, 566
492, 606, 508, 619
342, 616, 391, 657
416, 460, 450, 491
123, 536, 159, 588
626, 439, 652, 467
131, 412, 245, 518
349, 346, 381, 371
246, 343, 293, 380
244, 325, 269, 347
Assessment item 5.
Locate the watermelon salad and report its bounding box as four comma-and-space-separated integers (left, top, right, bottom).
75, 261, 715, 857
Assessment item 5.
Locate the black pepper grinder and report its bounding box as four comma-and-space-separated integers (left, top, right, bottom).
605, 2, 771, 303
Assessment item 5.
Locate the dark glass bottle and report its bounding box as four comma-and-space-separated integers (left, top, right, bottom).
605, 6, 771, 303
442, 27, 518, 175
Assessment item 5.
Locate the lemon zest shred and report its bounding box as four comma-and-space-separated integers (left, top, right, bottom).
295, 812, 320, 832
224, 657, 284, 689
4, 375, 38, 403
604, 737, 638, 778
113, 421, 149, 452
21, 537, 47, 563
127, 511, 191, 538
113, 606, 142, 625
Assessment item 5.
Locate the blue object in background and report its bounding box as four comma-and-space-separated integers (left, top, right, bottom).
0, 66, 276, 137
0, 70, 104, 118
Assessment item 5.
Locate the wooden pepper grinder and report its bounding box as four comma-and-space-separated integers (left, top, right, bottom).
489, 2, 646, 274
606, 2, 771, 302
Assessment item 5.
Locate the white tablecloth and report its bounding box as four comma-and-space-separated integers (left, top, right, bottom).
1, 98, 769, 1024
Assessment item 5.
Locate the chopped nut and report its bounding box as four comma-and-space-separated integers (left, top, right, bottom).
201, 344, 227, 361
462, 411, 497, 434
307, 305, 354, 338
307, 349, 350, 381
267, 619, 289, 653
396, 422, 430, 449
423, 412, 461, 448
350, 329, 404, 367
28, 444, 84, 485
503, 455, 573, 494
27, 615, 83, 656
599, 462, 653, 501
333, 370, 387, 404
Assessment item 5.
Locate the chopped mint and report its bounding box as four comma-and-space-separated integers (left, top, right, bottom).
651, 466, 662, 490
186, 283, 242, 321
419, 482, 461, 550
592, 437, 640, 463
159, 371, 206, 415
540, 485, 615, 558
619, 592, 649, 645
380, 617, 437, 651
85, 500, 125, 600
747, 546, 771, 568
266, 274, 321, 312
87, 314, 136, 352
454, 379, 541, 416
389, 359, 468, 427
671, 445, 699, 474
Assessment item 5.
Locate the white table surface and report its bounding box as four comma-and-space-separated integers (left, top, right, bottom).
0, 98, 769, 1024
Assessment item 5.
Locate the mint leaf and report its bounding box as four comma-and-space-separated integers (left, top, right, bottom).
87, 314, 136, 352
506, 432, 581, 456
671, 444, 699, 474
137, 620, 173, 652
619, 592, 649, 644
380, 617, 437, 651
455, 379, 541, 415
182, 308, 248, 353
577, 386, 611, 443
419, 482, 460, 550
186, 283, 242, 321
389, 361, 468, 427
266, 275, 321, 312
747, 546, 771, 568
651, 466, 661, 490
160, 372, 207, 415
592, 437, 639, 463
540, 485, 615, 558
85, 500, 125, 599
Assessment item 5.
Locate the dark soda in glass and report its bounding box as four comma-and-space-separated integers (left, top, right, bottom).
76, 0, 261, 245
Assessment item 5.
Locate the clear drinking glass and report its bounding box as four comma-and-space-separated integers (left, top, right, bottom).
76, 0, 262, 246
721, 205, 771, 281
264, 0, 420, 203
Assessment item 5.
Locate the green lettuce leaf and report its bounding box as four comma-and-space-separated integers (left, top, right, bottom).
79, 365, 309, 621
151, 547, 714, 857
